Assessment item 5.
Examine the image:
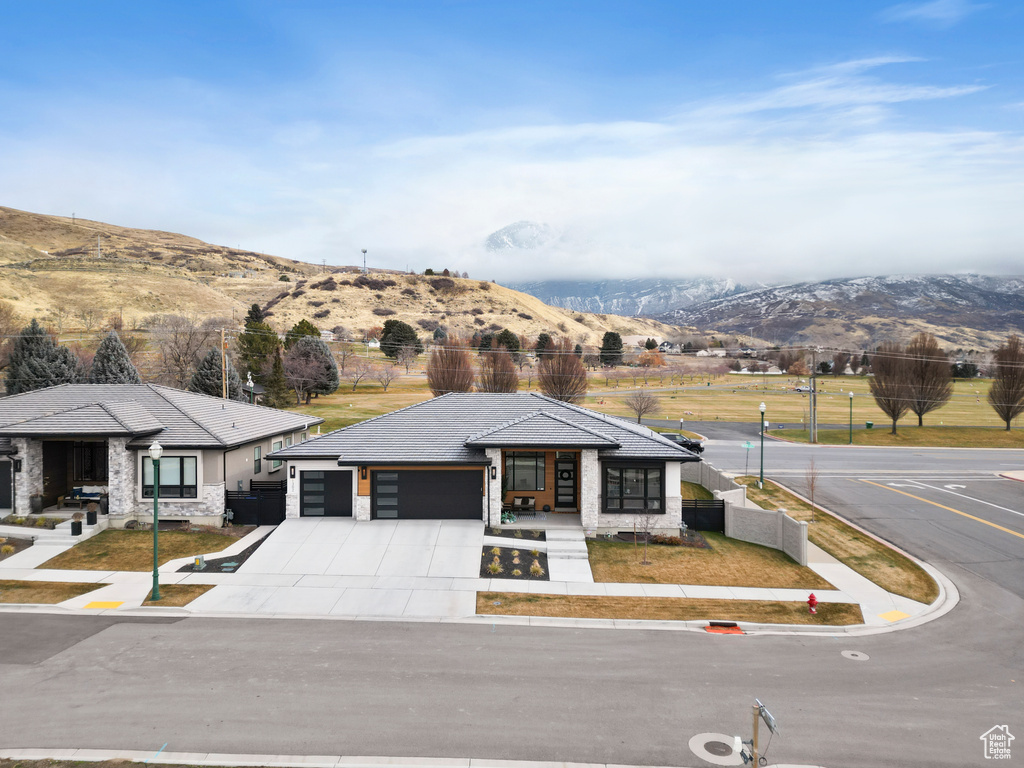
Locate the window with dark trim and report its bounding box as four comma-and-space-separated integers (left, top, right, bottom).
271, 439, 283, 470
505, 451, 545, 491
254, 446, 262, 474
603, 465, 663, 513
142, 456, 198, 499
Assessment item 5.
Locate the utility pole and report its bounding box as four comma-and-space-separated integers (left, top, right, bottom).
809, 349, 818, 443
362, 249, 367, 274
221, 327, 229, 399
751, 703, 760, 767
97, 236, 101, 259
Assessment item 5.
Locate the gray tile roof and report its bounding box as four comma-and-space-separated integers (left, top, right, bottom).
465, 411, 620, 448
270, 392, 699, 464
0, 384, 322, 448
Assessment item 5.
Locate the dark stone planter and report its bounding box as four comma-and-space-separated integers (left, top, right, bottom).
71, 520, 83, 536
30, 495, 43, 515
99, 497, 109, 515
86, 510, 98, 526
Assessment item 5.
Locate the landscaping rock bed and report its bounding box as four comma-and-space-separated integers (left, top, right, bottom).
480, 545, 549, 580
176, 535, 266, 573
614, 530, 710, 549
2, 514, 60, 530
0, 536, 33, 561
486, 527, 546, 542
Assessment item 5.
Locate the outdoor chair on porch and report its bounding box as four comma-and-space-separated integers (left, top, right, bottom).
502, 496, 537, 520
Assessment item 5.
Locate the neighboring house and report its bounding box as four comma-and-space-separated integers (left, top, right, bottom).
0, 384, 321, 526
269, 392, 701, 534
319, 329, 335, 342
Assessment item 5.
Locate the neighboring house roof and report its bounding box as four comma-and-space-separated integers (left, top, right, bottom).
0, 384, 321, 449
270, 392, 699, 464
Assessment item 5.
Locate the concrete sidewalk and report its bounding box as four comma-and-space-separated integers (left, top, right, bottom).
0, 518, 956, 635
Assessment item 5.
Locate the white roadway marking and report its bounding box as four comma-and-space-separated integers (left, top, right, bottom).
900, 479, 1024, 520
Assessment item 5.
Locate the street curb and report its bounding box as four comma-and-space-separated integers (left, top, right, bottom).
0, 748, 752, 768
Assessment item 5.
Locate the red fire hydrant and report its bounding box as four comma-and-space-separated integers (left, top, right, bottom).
808, 593, 818, 614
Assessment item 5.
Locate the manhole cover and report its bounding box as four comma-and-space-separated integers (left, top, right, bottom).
842, 650, 870, 661
706, 741, 733, 756
688, 732, 744, 766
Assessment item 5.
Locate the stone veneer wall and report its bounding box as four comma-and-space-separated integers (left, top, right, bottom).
11, 438, 42, 516
485, 447, 503, 526
579, 449, 600, 533
106, 437, 135, 523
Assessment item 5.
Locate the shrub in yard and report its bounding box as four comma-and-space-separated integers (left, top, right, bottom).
313, 309, 330, 319
651, 535, 683, 546
511, 569, 522, 577
373, 308, 396, 316
530, 560, 545, 577
339, 279, 352, 286
530, 549, 539, 557
490, 547, 502, 556
487, 561, 504, 575
1, 545, 14, 556
35, 517, 49, 527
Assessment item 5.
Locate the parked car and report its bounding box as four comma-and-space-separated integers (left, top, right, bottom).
662, 433, 704, 453
794, 385, 813, 393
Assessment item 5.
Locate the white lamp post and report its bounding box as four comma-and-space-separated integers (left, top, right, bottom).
148, 441, 163, 602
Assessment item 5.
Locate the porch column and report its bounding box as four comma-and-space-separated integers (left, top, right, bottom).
485, 447, 503, 526
106, 437, 136, 524
11, 438, 42, 517
579, 449, 600, 534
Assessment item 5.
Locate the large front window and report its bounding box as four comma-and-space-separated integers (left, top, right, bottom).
143, 456, 198, 498
604, 465, 663, 512
505, 451, 545, 491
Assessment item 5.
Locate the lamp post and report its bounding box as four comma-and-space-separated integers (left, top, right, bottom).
759, 402, 766, 490
849, 391, 854, 445
148, 441, 162, 602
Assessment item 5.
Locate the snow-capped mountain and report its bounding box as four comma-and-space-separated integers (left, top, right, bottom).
485, 221, 556, 252
656, 274, 1024, 347
506, 277, 750, 317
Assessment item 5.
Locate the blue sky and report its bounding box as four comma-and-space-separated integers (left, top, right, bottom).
1, 0, 1022, 282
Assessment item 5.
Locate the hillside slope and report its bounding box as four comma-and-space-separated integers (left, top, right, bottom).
0, 205, 683, 343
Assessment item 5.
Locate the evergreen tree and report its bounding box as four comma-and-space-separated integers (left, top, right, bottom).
261, 347, 293, 409
644, 338, 658, 350
535, 333, 553, 359
494, 328, 521, 361
283, 336, 339, 403
237, 313, 279, 384
188, 349, 246, 401
600, 331, 623, 366
89, 331, 141, 384
5, 319, 79, 394
574, 343, 584, 358
284, 318, 320, 350
379, 319, 423, 359
477, 332, 494, 352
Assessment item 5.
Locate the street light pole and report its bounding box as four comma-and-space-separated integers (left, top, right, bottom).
759, 402, 766, 490
849, 391, 854, 445
149, 441, 162, 602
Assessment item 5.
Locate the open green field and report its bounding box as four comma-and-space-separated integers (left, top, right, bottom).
775, 425, 1024, 448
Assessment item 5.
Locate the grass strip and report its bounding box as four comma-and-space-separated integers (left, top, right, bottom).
143, 583, 214, 606
735, 476, 939, 604
587, 534, 833, 589
0, 579, 103, 604
40, 530, 239, 572
774, 426, 1024, 448
478, 591, 863, 625
680, 480, 715, 500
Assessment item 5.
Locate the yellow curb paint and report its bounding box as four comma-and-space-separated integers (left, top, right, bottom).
879, 610, 910, 622
860, 479, 1024, 541
83, 601, 123, 609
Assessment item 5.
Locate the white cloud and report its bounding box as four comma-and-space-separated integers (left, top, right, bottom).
880, 0, 989, 28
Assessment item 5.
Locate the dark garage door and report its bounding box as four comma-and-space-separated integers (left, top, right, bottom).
372, 469, 482, 520
301, 470, 353, 517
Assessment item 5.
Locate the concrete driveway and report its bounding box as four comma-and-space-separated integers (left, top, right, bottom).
185, 518, 484, 619
237, 518, 484, 578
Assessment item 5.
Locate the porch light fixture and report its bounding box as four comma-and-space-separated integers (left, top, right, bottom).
758, 403, 766, 490
148, 441, 163, 601
490, 466, 497, 480
360, 466, 367, 480
289, 465, 296, 478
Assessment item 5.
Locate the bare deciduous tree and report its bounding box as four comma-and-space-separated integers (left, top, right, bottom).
634, 512, 656, 565
347, 358, 372, 392
0, 299, 21, 370
905, 333, 952, 426
425, 337, 475, 396
372, 363, 400, 392
396, 346, 419, 373
334, 343, 352, 374
832, 351, 851, 376
868, 341, 911, 434
283, 350, 323, 404
477, 348, 518, 393
151, 313, 220, 388
538, 338, 588, 403
805, 458, 819, 523
988, 334, 1024, 431
623, 389, 660, 424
